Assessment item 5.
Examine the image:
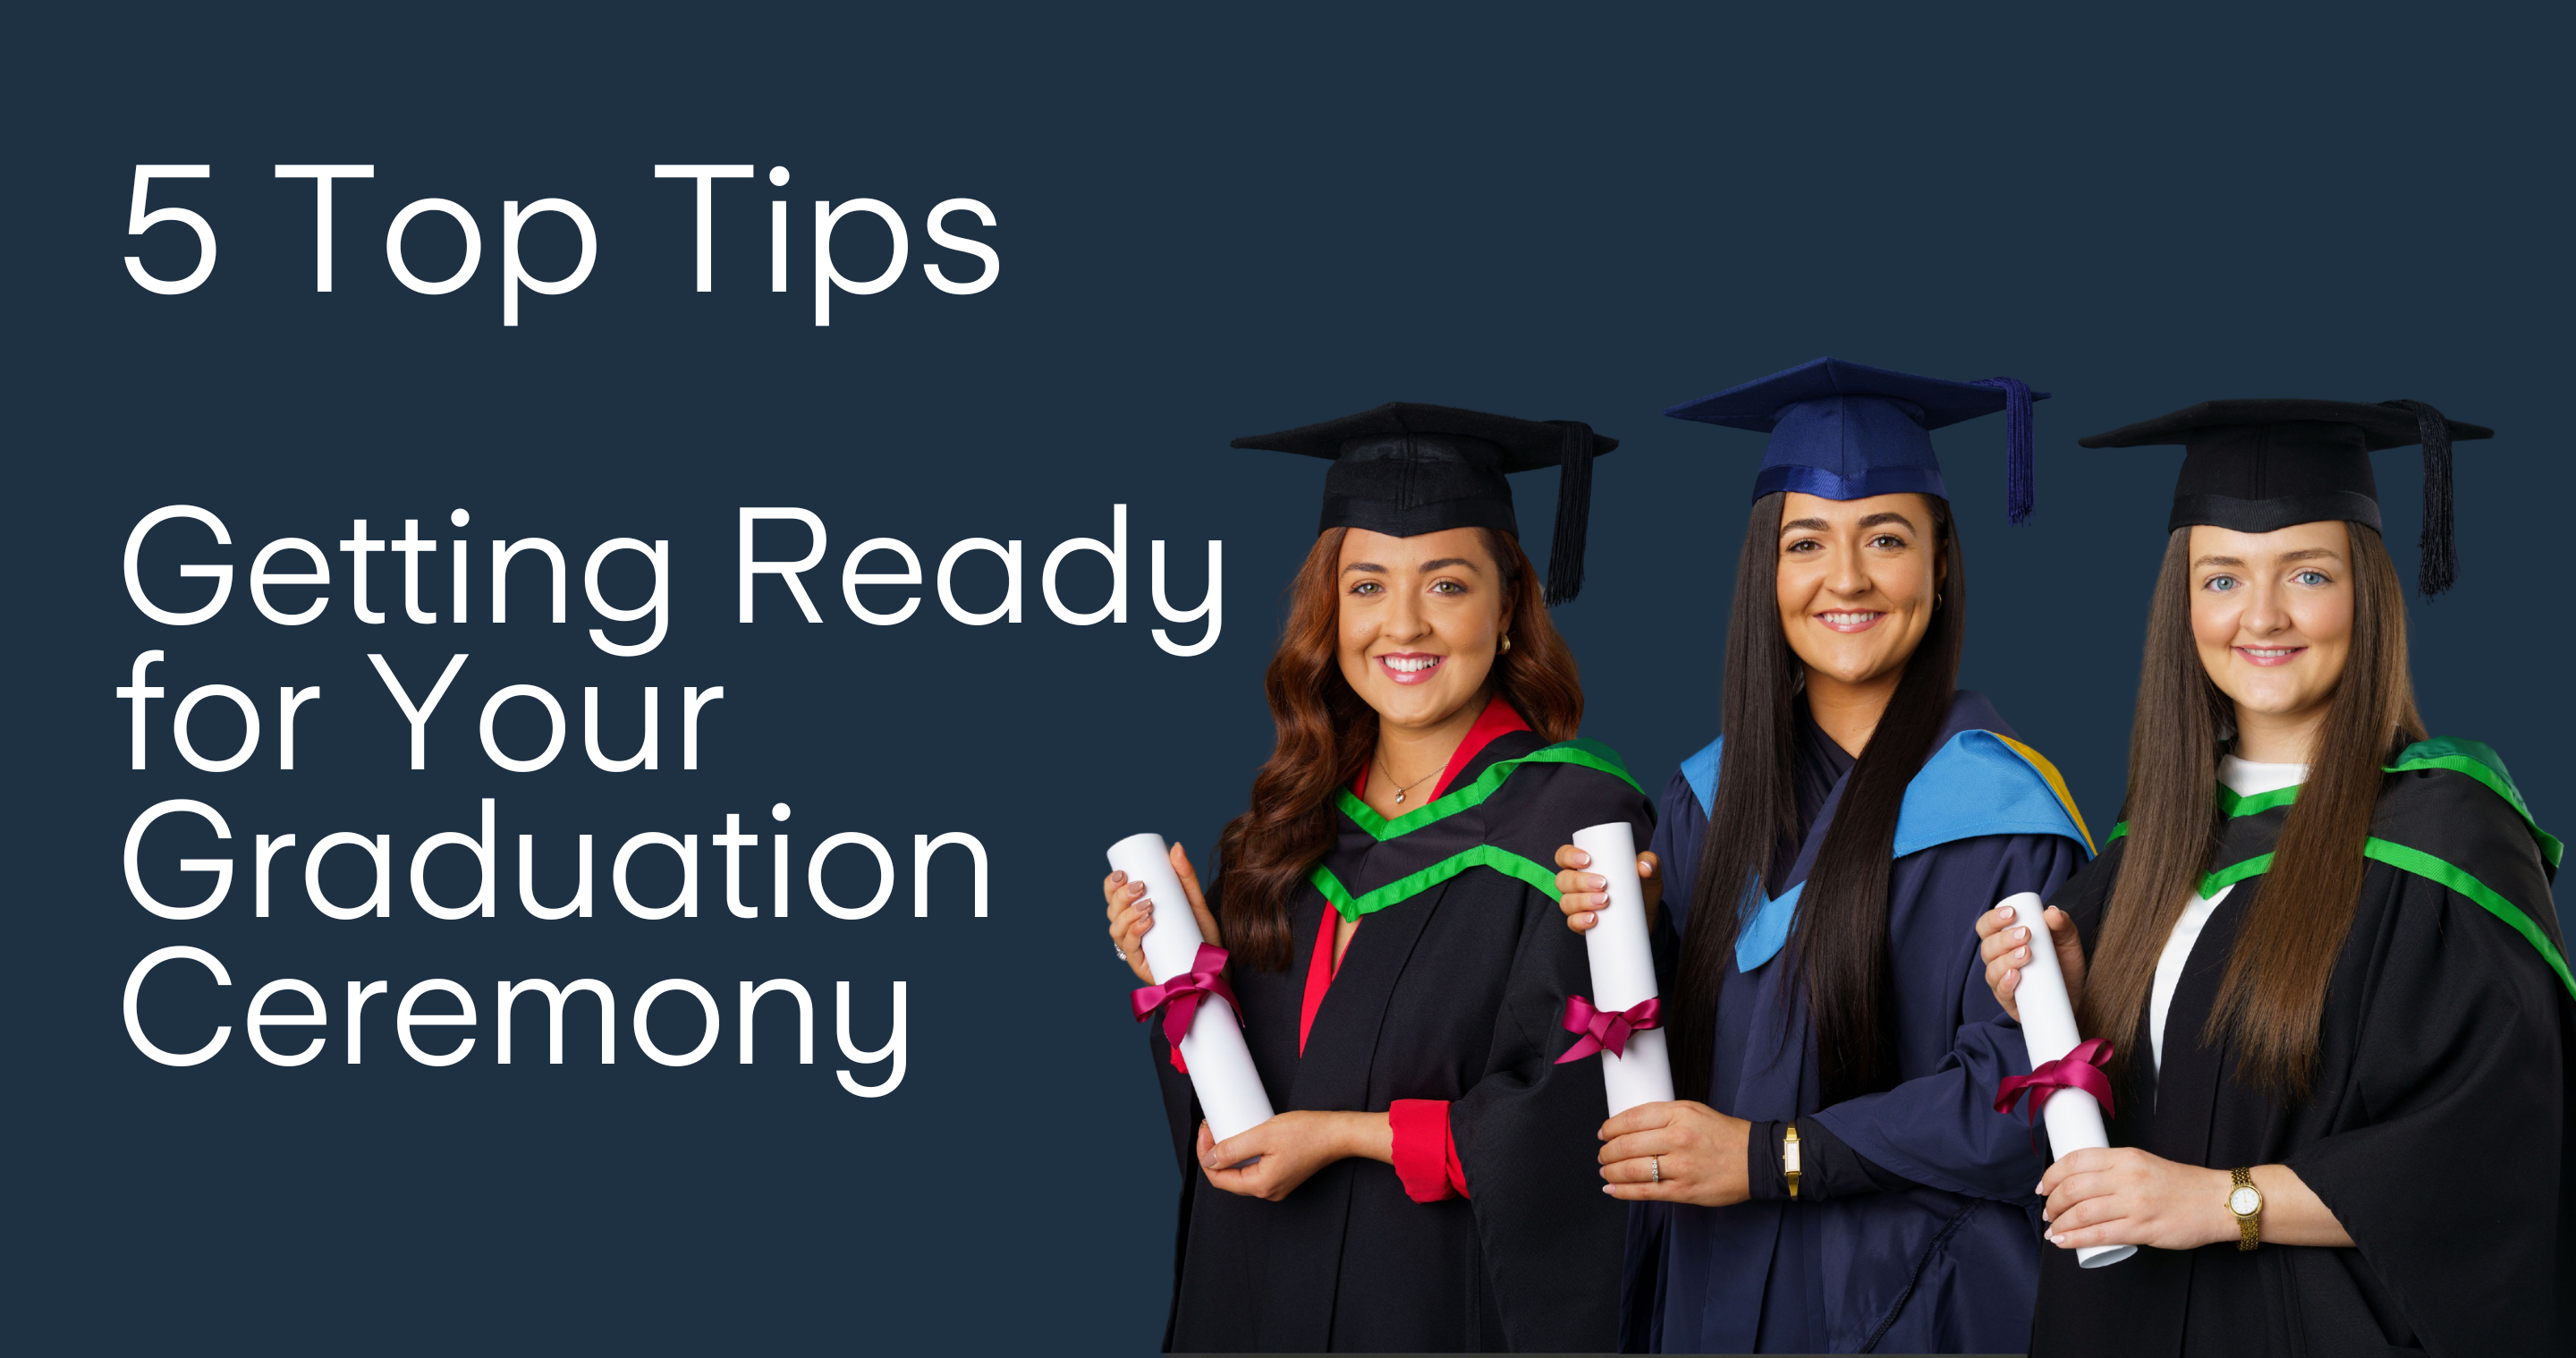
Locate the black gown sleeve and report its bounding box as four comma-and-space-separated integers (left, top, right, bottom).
1448, 763, 1657, 1353
2286, 854, 2569, 1356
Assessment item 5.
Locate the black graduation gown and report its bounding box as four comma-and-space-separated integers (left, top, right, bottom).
2030, 743, 2575, 1357
1153, 729, 1655, 1353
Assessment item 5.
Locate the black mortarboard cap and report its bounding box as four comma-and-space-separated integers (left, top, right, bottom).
1232, 403, 1618, 605
2079, 399, 2494, 596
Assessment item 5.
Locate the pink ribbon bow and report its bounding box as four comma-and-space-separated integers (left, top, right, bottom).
1131, 943, 1239, 1073
1555, 994, 1663, 1064
1994, 1037, 2119, 1149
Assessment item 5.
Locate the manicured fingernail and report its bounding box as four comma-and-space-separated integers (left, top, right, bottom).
2016, 946, 2029, 962
1601, 1184, 1614, 1194
1999, 904, 2015, 921
2046, 1232, 2063, 1243
1579, 912, 1596, 928
2013, 927, 2029, 942
1572, 851, 1590, 866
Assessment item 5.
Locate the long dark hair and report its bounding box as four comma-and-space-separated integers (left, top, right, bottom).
1212, 527, 1586, 970
2079, 522, 2420, 1097
1672, 491, 1967, 1107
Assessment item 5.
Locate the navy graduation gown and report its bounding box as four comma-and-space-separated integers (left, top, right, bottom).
1154, 729, 1655, 1352
1630, 690, 2089, 1354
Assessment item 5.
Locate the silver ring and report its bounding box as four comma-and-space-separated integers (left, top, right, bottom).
1650, 1156, 1661, 1184
1114, 943, 1129, 962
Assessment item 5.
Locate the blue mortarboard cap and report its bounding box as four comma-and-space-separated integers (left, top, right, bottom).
1664, 357, 2049, 522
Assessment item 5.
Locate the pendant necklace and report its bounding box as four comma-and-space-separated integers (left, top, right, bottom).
1376, 755, 1444, 805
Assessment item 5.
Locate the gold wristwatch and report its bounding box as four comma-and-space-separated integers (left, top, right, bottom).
1783, 1124, 1802, 1200
2226, 1167, 2264, 1251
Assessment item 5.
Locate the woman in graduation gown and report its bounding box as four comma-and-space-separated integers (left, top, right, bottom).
1979, 397, 2572, 1355
1555, 358, 2099, 1353
1102, 403, 1655, 1352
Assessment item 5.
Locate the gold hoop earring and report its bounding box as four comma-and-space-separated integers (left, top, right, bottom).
1935, 592, 1945, 611
1499, 634, 1513, 654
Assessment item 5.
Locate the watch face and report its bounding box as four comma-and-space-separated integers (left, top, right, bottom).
2229, 1186, 2262, 1216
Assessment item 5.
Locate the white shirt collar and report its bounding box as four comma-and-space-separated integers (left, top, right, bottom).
2218, 754, 2307, 798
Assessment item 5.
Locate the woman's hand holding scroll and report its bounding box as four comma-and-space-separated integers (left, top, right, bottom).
1976, 898, 2086, 1022
1555, 844, 1662, 935
1596, 1100, 1750, 1207
1104, 841, 1221, 986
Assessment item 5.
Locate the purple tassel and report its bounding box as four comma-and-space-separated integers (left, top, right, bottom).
1971, 377, 2036, 524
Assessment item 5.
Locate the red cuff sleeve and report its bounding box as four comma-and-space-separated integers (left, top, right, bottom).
1388, 1099, 1471, 1202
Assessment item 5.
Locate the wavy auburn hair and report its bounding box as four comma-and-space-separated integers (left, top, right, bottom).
1213, 527, 1585, 970
2079, 522, 2421, 1098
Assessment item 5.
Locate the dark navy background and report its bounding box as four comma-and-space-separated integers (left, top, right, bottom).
8, 4, 2569, 1353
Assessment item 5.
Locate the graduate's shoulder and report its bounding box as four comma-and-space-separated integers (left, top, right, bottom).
2372, 736, 2561, 913
1476, 733, 1654, 828
1658, 762, 1706, 835
1676, 733, 1724, 819
2377, 737, 2563, 876
1668, 695, 2097, 858
1894, 710, 2097, 861
2369, 736, 2571, 999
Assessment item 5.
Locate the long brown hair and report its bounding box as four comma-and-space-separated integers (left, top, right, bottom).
2080, 522, 2422, 1097
1213, 527, 1586, 970
1672, 491, 1967, 1107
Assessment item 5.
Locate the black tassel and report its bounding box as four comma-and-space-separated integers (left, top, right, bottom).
1544, 420, 1595, 606
2381, 399, 2455, 596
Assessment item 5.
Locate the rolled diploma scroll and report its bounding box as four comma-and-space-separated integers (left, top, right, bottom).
1108, 833, 1276, 1142
1572, 821, 1675, 1116
2000, 890, 2133, 1269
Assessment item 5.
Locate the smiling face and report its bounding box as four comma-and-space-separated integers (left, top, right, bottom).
2187, 521, 2355, 755
1336, 526, 1508, 734
1774, 490, 1945, 692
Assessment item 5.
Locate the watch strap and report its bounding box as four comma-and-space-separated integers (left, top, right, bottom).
1783, 1124, 1801, 1200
